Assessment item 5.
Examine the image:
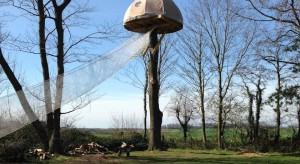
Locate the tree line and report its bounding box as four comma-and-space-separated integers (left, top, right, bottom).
1, 0, 300, 154
122, 0, 300, 150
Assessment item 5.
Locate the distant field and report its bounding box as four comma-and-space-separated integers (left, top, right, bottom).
49, 149, 300, 164
92, 128, 295, 141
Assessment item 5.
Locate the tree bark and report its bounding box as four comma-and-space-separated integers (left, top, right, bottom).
297, 104, 300, 138
200, 94, 207, 147
274, 61, 281, 144
254, 80, 263, 143
148, 31, 163, 150
143, 62, 149, 141
183, 124, 188, 146
49, 0, 70, 153
37, 0, 53, 149
246, 86, 255, 143
217, 69, 224, 149
198, 61, 207, 147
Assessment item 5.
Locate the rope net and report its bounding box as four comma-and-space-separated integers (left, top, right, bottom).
0, 31, 151, 138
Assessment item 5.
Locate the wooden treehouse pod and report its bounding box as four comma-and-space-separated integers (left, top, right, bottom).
123, 0, 183, 34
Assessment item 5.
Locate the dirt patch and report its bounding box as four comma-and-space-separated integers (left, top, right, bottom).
238, 152, 262, 157
243, 153, 261, 157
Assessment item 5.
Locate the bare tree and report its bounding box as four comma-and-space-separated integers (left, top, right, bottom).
176, 4, 213, 146
148, 30, 163, 150
281, 85, 300, 138
168, 86, 197, 145
117, 55, 149, 140
110, 112, 142, 141
193, 0, 257, 149
4, 0, 116, 153
239, 64, 269, 145
258, 37, 291, 143
244, 0, 300, 30
0, 48, 49, 149
238, 0, 300, 65
222, 91, 247, 147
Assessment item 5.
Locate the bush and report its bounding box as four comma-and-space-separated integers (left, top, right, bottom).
0, 124, 42, 162
60, 128, 97, 152
0, 141, 27, 162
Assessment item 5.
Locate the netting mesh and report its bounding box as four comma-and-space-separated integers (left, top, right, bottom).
0, 31, 151, 138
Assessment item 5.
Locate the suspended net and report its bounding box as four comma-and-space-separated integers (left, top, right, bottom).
0, 31, 151, 138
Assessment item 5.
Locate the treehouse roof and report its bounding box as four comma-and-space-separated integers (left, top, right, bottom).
123, 0, 183, 34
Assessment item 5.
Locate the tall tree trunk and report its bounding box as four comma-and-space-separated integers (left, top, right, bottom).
50, 0, 70, 152
0, 48, 48, 149
246, 86, 254, 143
37, 0, 53, 150
199, 90, 207, 147
148, 31, 163, 150
183, 124, 187, 146
143, 63, 149, 141
217, 70, 224, 149
254, 81, 262, 143
274, 62, 281, 144
297, 104, 300, 138
198, 61, 207, 147
248, 96, 254, 142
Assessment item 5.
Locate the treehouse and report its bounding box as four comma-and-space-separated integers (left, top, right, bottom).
123, 0, 183, 34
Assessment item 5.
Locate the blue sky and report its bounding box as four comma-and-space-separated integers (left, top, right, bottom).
0, 0, 186, 128
0, 0, 290, 129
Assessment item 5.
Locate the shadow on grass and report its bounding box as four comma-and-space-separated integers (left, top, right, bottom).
111, 154, 300, 164
282, 153, 300, 157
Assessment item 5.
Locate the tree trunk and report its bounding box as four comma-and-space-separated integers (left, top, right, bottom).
199, 66, 207, 147
37, 0, 53, 149
148, 31, 163, 150
49, 1, 69, 152
248, 96, 254, 142
297, 104, 300, 138
183, 124, 188, 146
143, 64, 149, 141
199, 91, 207, 147
254, 82, 262, 143
217, 70, 224, 149
274, 62, 281, 144
0, 48, 48, 149
246, 86, 254, 143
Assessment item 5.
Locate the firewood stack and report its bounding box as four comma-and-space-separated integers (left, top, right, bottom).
69, 142, 108, 155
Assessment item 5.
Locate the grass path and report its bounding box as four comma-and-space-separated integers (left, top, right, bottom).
114, 149, 300, 164
48, 149, 300, 164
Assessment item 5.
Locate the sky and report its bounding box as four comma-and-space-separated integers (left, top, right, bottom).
0, 0, 288, 130
73, 0, 185, 128
0, 0, 186, 128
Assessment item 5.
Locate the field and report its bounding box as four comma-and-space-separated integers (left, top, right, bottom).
48, 149, 300, 163
52, 127, 299, 163
8, 127, 296, 163
92, 128, 295, 142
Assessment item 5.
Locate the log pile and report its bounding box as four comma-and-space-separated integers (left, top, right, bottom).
68, 142, 108, 155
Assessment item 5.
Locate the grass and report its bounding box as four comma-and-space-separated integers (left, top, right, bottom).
94, 128, 296, 141
45, 149, 300, 164
162, 128, 295, 139
92, 133, 113, 139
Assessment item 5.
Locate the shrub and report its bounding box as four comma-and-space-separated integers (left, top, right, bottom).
0, 141, 27, 162
60, 128, 97, 152
0, 124, 42, 162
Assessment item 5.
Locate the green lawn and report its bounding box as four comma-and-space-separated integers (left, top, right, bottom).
48, 149, 300, 164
